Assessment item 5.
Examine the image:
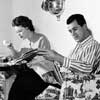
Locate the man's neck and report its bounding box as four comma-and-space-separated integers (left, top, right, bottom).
79, 29, 92, 43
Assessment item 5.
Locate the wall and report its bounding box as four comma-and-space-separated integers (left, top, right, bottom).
0, 0, 100, 56
0, 0, 12, 56
11, 0, 74, 56
11, 0, 100, 57
0, 1, 13, 99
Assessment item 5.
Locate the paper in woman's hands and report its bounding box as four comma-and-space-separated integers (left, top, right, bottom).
3, 49, 38, 66
18, 48, 38, 62
36, 49, 48, 56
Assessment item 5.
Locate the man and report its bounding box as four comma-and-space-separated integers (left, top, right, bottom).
37, 14, 100, 74
37, 13, 100, 99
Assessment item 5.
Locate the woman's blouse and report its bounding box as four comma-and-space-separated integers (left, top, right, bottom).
19, 35, 54, 77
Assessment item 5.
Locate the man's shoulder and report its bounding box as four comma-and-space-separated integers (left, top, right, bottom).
87, 36, 99, 45
92, 38, 100, 46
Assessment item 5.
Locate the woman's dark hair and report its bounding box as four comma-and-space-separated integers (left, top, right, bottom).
12, 16, 35, 32
66, 14, 86, 26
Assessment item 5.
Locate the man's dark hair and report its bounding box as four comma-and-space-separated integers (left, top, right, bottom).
12, 16, 35, 32
66, 14, 87, 26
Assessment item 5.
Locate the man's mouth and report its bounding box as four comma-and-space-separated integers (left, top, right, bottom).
73, 35, 78, 39
73, 36, 79, 41
19, 35, 23, 38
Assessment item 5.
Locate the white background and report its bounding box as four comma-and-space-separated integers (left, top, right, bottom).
0, 0, 100, 57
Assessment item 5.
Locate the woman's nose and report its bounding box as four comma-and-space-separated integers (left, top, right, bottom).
18, 33, 23, 38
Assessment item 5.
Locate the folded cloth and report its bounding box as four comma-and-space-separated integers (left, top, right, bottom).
35, 85, 60, 100
42, 71, 58, 84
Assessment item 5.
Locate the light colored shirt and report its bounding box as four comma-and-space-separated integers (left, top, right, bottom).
19, 35, 54, 77
62, 35, 100, 73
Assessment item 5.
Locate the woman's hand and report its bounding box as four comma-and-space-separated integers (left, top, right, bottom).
0, 62, 10, 67
3, 40, 13, 49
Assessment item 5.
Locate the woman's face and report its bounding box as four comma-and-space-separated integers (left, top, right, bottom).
14, 26, 29, 39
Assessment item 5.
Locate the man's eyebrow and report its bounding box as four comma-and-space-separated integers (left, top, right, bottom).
16, 30, 22, 33
71, 27, 78, 31
68, 26, 77, 30
73, 26, 78, 29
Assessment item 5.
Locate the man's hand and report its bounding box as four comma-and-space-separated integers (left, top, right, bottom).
37, 49, 64, 64
37, 49, 56, 61
60, 67, 71, 73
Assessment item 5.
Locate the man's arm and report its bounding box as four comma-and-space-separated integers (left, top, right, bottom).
62, 57, 92, 73
37, 49, 92, 73
37, 44, 100, 74
37, 49, 64, 64
62, 44, 100, 73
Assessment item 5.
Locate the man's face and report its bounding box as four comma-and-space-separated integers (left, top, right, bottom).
14, 26, 29, 40
67, 20, 86, 43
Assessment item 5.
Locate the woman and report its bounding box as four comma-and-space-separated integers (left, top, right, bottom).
6, 16, 60, 100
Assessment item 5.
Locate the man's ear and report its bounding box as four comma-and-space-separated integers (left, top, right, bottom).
26, 27, 29, 30
83, 24, 87, 30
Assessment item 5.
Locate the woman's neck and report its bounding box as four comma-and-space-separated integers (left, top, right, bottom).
28, 32, 39, 43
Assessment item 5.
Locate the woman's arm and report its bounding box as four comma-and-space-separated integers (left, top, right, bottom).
38, 35, 51, 49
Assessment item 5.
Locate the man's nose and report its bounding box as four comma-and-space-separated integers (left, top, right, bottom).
18, 33, 21, 36
71, 30, 75, 36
